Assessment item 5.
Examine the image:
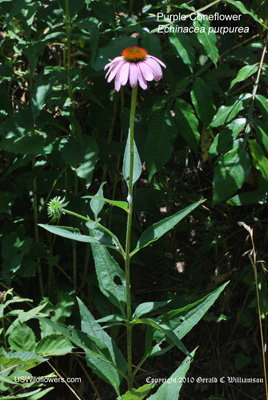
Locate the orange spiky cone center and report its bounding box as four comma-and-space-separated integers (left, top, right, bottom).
122, 46, 147, 62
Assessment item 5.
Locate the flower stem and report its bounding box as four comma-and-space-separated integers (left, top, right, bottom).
125, 84, 138, 390
62, 208, 125, 257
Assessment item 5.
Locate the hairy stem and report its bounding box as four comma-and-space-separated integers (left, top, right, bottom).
125, 84, 138, 390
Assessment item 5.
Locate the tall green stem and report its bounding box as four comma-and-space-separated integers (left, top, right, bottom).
125, 85, 138, 390
65, 0, 75, 136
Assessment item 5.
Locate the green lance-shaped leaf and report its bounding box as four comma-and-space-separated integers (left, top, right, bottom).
91, 243, 126, 316
169, 31, 195, 73
149, 281, 229, 358
175, 99, 199, 152
145, 114, 176, 182
223, 0, 267, 29
77, 298, 127, 396
133, 300, 172, 319
249, 140, 268, 180
120, 384, 154, 400
191, 77, 215, 127
0, 388, 51, 398
255, 94, 268, 122
193, 15, 218, 66
253, 120, 268, 151
228, 65, 258, 92
212, 139, 250, 204
147, 349, 197, 400
131, 318, 191, 358
90, 182, 106, 219
39, 224, 99, 244
83, 196, 129, 213
210, 93, 251, 127
8, 322, 36, 352
123, 129, 142, 188
131, 200, 205, 257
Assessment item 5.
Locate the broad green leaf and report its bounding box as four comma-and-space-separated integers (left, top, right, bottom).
228, 181, 268, 205
249, 140, 268, 180
150, 282, 229, 357
255, 94, 268, 121
223, 0, 267, 28
145, 114, 175, 181
35, 318, 118, 365
83, 196, 129, 213
123, 129, 142, 188
39, 224, 99, 244
91, 243, 126, 315
35, 334, 73, 356
0, 135, 45, 156
209, 118, 246, 157
210, 93, 251, 127
131, 318, 190, 358
5, 304, 48, 335
133, 301, 171, 318
2, 233, 34, 282
23, 41, 46, 72
213, 139, 250, 204
193, 15, 218, 65
253, 120, 268, 151
131, 200, 205, 256
32, 67, 67, 120
169, 31, 195, 72
0, 348, 46, 368
61, 135, 98, 185
175, 99, 200, 152
5, 0, 32, 26
191, 77, 215, 127
121, 384, 153, 400
77, 18, 99, 66
228, 65, 258, 92
77, 298, 127, 395
94, 37, 137, 71
90, 182, 106, 219
8, 322, 36, 352
0, 191, 16, 214
141, 34, 162, 60
147, 349, 197, 400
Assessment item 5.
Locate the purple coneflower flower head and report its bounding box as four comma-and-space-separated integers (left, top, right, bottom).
104, 46, 166, 91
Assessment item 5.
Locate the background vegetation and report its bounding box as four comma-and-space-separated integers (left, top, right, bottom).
0, 0, 268, 399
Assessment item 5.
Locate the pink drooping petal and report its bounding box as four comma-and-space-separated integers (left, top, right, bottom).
104, 56, 124, 70
147, 55, 166, 69
105, 60, 122, 79
119, 62, 130, 86
129, 63, 138, 87
138, 62, 154, 81
106, 60, 125, 83
137, 65, 148, 90
114, 64, 125, 91
143, 58, 163, 81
